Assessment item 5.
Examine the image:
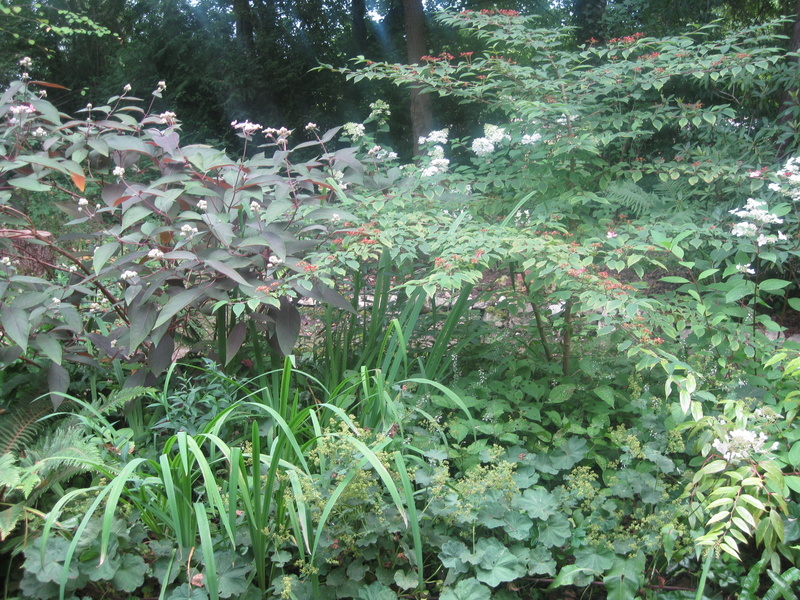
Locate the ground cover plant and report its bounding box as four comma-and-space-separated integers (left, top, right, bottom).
2, 8, 800, 600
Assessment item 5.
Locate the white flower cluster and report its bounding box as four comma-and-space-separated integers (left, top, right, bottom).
736, 263, 756, 275
120, 270, 137, 282
147, 248, 165, 260
156, 81, 167, 92
160, 111, 177, 125
367, 145, 398, 161
729, 198, 786, 245
712, 428, 777, 462
180, 224, 198, 236
368, 100, 391, 124
730, 198, 783, 225
9, 104, 35, 117
343, 122, 365, 140
421, 144, 450, 177
265, 127, 292, 142
775, 156, 800, 202
113, 166, 126, 178
472, 137, 495, 157
231, 120, 262, 136
305, 122, 317, 131
19, 56, 32, 69
32, 127, 47, 137
0, 256, 14, 267
419, 128, 449, 145
521, 132, 542, 145
197, 199, 208, 211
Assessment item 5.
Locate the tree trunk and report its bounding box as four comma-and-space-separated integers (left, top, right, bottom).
232, 0, 256, 51
352, 0, 368, 55
402, 0, 433, 156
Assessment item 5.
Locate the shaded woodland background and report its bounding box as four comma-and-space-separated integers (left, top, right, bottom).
3, 0, 800, 156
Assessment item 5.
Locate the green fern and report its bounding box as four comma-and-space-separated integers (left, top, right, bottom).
0, 396, 60, 456
605, 181, 662, 217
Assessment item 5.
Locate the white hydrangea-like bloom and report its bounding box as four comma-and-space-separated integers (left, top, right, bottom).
731, 222, 757, 237
521, 132, 542, 145
768, 182, 781, 192
484, 124, 510, 144
420, 128, 449, 145
729, 198, 783, 225
78, 198, 89, 207
712, 428, 776, 462
249, 201, 261, 212
113, 166, 126, 178
197, 199, 208, 211
343, 122, 365, 139
472, 137, 495, 156
429, 145, 446, 160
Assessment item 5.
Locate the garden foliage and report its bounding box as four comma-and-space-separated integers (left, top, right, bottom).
2, 8, 800, 600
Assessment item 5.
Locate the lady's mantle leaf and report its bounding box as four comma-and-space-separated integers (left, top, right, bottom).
474, 538, 526, 587
440, 577, 491, 600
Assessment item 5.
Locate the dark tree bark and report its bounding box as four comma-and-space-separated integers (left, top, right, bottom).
402, 0, 433, 156
352, 0, 368, 55
232, 0, 256, 51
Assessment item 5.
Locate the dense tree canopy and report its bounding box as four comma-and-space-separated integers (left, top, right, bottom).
2, 0, 800, 151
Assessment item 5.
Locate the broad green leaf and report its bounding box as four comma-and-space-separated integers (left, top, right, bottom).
537, 513, 571, 547
93, 241, 119, 275
154, 287, 205, 329
512, 487, 557, 520
440, 578, 490, 600
112, 554, 146, 593
475, 538, 526, 587
548, 384, 576, 403
2, 307, 31, 354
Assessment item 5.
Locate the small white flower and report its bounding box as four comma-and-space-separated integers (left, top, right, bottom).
472, 137, 495, 157
78, 197, 89, 207
120, 270, 137, 281
180, 224, 198, 237
768, 182, 781, 192
88, 302, 102, 313
0, 256, 12, 267
197, 199, 208, 211
548, 302, 565, 315
331, 213, 340, 222
305, 122, 317, 131
19, 56, 32, 69
249, 201, 261, 212
748, 170, 763, 178
113, 166, 126, 178
147, 248, 165, 259
420, 128, 449, 145
607, 230, 618, 238
159, 111, 177, 125
123, 83, 132, 93
51, 297, 61, 305
736, 263, 755, 275
156, 80, 167, 92
32, 127, 47, 137
110, 339, 118, 348
268, 255, 283, 266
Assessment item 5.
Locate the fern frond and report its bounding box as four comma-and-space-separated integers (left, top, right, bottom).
605, 181, 662, 217
24, 425, 104, 477
0, 397, 58, 456
95, 386, 156, 417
